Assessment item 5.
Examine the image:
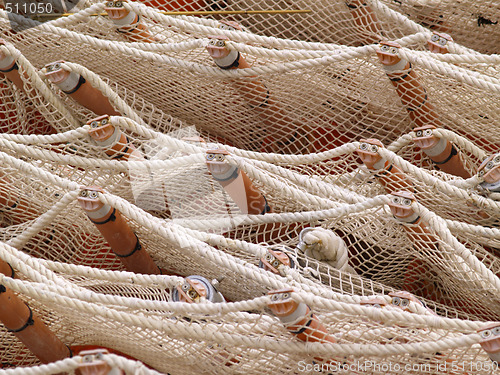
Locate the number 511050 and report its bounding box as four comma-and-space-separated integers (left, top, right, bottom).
5, 2, 54, 15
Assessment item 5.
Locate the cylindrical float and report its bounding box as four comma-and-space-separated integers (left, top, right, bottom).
477, 153, 500, 193
267, 288, 336, 344
388, 191, 436, 245
77, 186, 161, 275
360, 297, 389, 324
171, 275, 225, 303
87, 115, 167, 211
78, 348, 125, 375
218, 20, 244, 32
387, 191, 444, 302
477, 322, 500, 364
206, 35, 307, 153
258, 247, 295, 276
359, 297, 388, 309
105, 1, 156, 43
0, 259, 71, 363
87, 115, 143, 161
388, 290, 437, 315
427, 32, 453, 54
0, 40, 24, 91
413, 125, 470, 178
170, 278, 236, 366
356, 138, 414, 193
206, 35, 269, 109
0, 39, 56, 135
345, 0, 383, 44
44, 60, 120, 116
377, 41, 440, 128
205, 149, 271, 215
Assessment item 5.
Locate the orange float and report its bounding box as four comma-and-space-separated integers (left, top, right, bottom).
77, 348, 126, 375
345, 0, 383, 45
258, 247, 295, 276
477, 153, 500, 193
0, 47, 24, 90
268, 288, 336, 344
377, 41, 440, 129
356, 138, 414, 193
477, 322, 500, 365
0, 170, 39, 224
77, 186, 162, 275
377, 40, 496, 164
427, 31, 453, 54
205, 149, 271, 215
0, 258, 71, 364
171, 275, 226, 303
207, 33, 339, 154
105, 1, 157, 43
268, 288, 340, 367
0, 39, 56, 135
388, 290, 438, 315
387, 191, 489, 318
413, 125, 470, 179
87, 115, 143, 161
44, 60, 120, 116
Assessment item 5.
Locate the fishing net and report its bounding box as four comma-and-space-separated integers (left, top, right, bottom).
0, 0, 498, 374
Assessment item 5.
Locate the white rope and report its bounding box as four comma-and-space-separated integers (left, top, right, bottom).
415, 203, 500, 292
432, 128, 488, 161
399, 48, 500, 93
377, 148, 500, 212
0, 262, 489, 333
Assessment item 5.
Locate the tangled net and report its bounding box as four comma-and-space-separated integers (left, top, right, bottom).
0, 0, 498, 374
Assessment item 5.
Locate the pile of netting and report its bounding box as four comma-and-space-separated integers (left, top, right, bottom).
0, 0, 498, 374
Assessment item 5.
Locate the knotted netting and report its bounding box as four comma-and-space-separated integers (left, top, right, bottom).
0, 0, 498, 374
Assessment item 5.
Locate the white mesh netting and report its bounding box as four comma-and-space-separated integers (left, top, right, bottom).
0, 0, 498, 374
